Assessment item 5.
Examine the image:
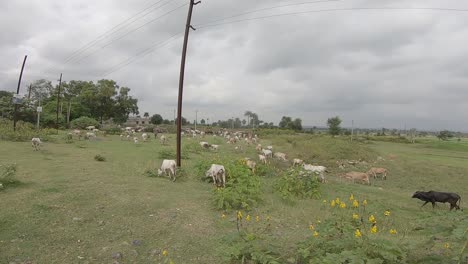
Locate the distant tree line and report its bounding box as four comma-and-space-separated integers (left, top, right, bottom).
0, 79, 139, 127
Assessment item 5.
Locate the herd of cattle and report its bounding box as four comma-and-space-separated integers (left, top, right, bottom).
29, 127, 462, 211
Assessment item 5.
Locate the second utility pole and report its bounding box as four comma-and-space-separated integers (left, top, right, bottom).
56, 73, 62, 131
176, 0, 200, 167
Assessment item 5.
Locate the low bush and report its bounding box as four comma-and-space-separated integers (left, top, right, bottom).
101, 126, 122, 135
70, 116, 99, 129
275, 168, 321, 202
0, 118, 54, 142
0, 163, 20, 188
296, 195, 408, 263
94, 154, 106, 162
158, 149, 188, 160
221, 212, 282, 264
213, 160, 262, 210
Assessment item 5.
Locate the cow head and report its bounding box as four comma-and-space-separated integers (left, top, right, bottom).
157, 169, 163, 176
412, 191, 426, 199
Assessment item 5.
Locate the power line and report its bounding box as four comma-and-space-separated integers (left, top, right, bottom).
44, 0, 180, 75
102, 31, 183, 77
195, 0, 345, 27
197, 7, 468, 29
74, 2, 188, 64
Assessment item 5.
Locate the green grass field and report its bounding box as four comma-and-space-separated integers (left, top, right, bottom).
0, 133, 467, 263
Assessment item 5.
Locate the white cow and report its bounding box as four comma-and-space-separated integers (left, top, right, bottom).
133, 137, 139, 144
255, 144, 262, 152
262, 149, 273, 158
200, 141, 211, 149
303, 164, 327, 182
259, 154, 267, 164
246, 160, 257, 173
85, 132, 96, 140
205, 164, 226, 187
86, 126, 95, 131
210, 144, 219, 151
266, 146, 273, 150
160, 135, 167, 145
142, 133, 148, 142
31, 138, 41, 151
158, 159, 177, 181
293, 158, 304, 166
274, 152, 288, 161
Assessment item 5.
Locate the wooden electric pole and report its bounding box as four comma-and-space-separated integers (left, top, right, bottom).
176, 0, 201, 167
56, 73, 62, 131
13, 55, 28, 131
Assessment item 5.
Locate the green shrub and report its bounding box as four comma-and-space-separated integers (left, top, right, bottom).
221, 212, 282, 264
275, 168, 321, 202
213, 160, 262, 210
255, 164, 278, 178
94, 154, 106, 162
101, 126, 122, 135
70, 116, 99, 129
158, 149, 188, 160
0, 164, 20, 188
296, 195, 408, 263
0, 118, 53, 142
64, 133, 73, 143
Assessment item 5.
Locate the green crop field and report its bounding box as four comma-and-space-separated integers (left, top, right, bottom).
0, 132, 467, 263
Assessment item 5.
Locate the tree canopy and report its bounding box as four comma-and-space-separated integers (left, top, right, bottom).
327, 116, 342, 135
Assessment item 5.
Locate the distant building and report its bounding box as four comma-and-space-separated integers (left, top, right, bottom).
124, 116, 150, 127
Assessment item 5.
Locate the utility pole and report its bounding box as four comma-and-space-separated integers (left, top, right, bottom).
56, 73, 62, 131
176, 0, 201, 167
195, 109, 198, 131
173, 109, 176, 125
351, 120, 354, 141
28, 83, 32, 100
13, 55, 28, 131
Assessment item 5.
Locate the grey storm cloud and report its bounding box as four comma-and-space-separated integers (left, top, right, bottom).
1, 0, 468, 131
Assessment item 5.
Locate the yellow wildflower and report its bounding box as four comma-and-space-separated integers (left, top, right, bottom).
384, 210, 391, 217
237, 211, 243, 220
352, 213, 359, 220
221, 214, 226, 219
368, 215, 376, 224
335, 198, 340, 204
331, 200, 336, 208
322, 200, 327, 204
349, 194, 354, 201
313, 231, 319, 237
363, 200, 368, 206
266, 216, 271, 221
354, 229, 362, 238
444, 243, 450, 249
371, 225, 378, 234
353, 200, 359, 208
256, 216, 260, 222
246, 215, 251, 221
309, 224, 315, 231
317, 220, 321, 224
340, 202, 346, 209
389, 229, 397, 235
162, 250, 168, 256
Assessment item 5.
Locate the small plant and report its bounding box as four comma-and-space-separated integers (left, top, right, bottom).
296, 195, 408, 263
213, 160, 262, 210
64, 133, 73, 143
221, 212, 282, 264
94, 154, 106, 162
0, 163, 20, 188
158, 149, 189, 160
275, 168, 321, 202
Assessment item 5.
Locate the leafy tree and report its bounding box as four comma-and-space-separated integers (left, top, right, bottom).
200, 119, 205, 125
70, 116, 99, 129
437, 130, 453, 141
0, 91, 13, 118
292, 118, 302, 131
279, 116, 293, 129
143, 112, 149, 118
244, 111, 252, 128
327, 116, 342, 135
150, 114, 163, 125
113, 86, 138, 124
242, 119, 246, 126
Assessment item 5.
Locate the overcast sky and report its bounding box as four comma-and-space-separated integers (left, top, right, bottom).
1, 0, 468, 131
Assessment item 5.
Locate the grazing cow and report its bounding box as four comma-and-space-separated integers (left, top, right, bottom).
342, 171, 370, 185
274, 152, 288, 161
85, 132, 96, 140
412, 191, 461, 210
133, 137, 139, 144
72, 129, 81, 139
259, 154, 267, 164
262, 149, 273, 158
205, 164, 226, 187
255, 144, 262, 152
160, 135, 167, 145
210, 144, 219, 151
303, 164, 327, 182
293, 158, 304, 166
142, 133, 148, 142
367, 167, 388, 180
246, 160, 256, 173
158, 159, 177, 181
31, 138, 41, 151
200, 141, 211, 149
92, 128, 99, 133
266, 146, 273, 150
86, 126, 95, 131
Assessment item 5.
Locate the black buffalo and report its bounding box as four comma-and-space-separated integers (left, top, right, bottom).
412, 191, 461, 210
